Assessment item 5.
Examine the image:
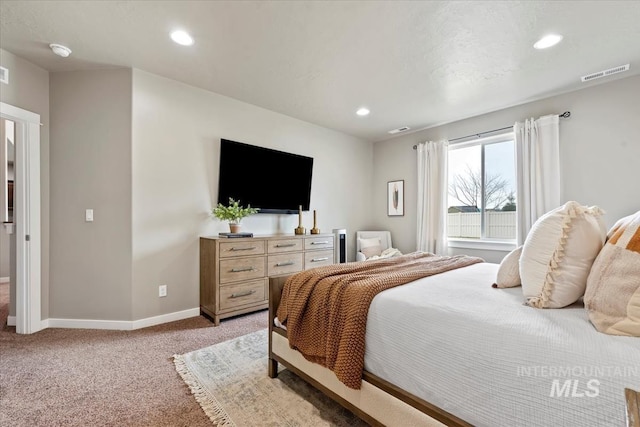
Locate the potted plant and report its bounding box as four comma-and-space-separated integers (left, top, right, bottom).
212, 198, 259, 232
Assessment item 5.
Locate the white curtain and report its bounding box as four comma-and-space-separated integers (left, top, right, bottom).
514, 114, 560, 245
416, 139, 449, 254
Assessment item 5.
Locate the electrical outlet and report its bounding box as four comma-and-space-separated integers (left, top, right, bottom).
159, 285, 167, 297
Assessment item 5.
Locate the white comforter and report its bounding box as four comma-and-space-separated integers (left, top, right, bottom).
364, 262, 640, 427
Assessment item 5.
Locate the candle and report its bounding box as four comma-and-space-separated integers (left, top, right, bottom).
295, 205, 305, 234
311, 209, 320, 234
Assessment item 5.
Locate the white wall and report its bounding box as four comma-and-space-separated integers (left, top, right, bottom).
372, 75, 640, 263
131, 69, 373, 319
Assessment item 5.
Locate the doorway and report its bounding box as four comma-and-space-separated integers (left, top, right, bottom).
0, 102, 42, 334
1, 118, 15, 328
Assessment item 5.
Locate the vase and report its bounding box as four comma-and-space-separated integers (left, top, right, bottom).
229, 222, 241, 233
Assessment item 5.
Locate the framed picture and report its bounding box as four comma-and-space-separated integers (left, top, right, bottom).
387, 180, 404, 216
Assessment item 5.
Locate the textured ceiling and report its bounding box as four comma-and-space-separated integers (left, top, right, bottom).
2, 1, 640, 141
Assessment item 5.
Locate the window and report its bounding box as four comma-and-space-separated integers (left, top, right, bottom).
447, 133, 516, 247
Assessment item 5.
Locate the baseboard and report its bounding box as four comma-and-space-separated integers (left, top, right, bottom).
131, 307, 200, 330
7, 315, 16, 326
46, 317, 133, 330
45, 307, 200, 331
0, 277, 9, 283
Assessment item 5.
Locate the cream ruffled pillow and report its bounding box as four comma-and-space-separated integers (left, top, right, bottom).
521, 201, 606, 308
584, 211, 640, 336
492, 246, 522, 288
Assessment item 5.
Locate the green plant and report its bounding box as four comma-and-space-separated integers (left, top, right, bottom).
212, 198, 259, 222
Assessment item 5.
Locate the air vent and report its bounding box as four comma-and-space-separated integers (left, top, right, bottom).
581, 64, 629, 82
388, 126, 410, 135
0, 66, 8, 84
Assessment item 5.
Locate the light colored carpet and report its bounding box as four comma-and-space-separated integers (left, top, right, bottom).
174, 329, 368, 426
1, 303, 269, 427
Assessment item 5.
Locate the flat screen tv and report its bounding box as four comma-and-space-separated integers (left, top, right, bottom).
217, 139, 314, 214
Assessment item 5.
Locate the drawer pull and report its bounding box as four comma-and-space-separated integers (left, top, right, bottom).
230, 289, 256, 298
275, 243, 296, 248
230, 246, 257, 251
311, 257, 329, 262
275, 261, 295, 267
310, 241, 329, 245
230, 267, 255, 273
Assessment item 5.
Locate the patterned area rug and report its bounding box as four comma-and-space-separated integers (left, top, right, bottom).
173, 329, 368, 426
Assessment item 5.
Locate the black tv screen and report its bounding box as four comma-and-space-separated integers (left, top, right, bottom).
217, 139, 314, 214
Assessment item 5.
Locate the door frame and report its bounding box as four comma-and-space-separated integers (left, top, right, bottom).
0, 102, 41, 334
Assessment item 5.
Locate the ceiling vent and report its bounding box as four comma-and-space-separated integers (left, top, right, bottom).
581, 64, 629, 82
388, 126, 410, 135
0, 66, 8, 84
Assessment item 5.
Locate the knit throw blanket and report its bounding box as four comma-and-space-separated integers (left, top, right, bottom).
276, 251, 484, 389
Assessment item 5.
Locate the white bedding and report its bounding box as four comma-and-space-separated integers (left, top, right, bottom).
364, 262, 640, 427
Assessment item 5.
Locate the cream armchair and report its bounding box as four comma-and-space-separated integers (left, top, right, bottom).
356, 230, 392, 261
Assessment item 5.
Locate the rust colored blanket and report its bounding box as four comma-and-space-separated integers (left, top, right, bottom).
276, 251, 484, 389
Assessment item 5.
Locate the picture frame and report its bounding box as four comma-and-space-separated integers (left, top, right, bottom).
387, 180, 404, 216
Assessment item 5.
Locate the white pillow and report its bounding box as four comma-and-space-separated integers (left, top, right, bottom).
358, 237, 382, 259
521, 201, 606, 308
492, 246, 522, 288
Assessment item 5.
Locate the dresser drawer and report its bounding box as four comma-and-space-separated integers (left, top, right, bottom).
305, 236, 334, 251
305, 249, 334, 269
219, 279, 266, 310
219, 240, 266, 258
267, 253, 303, 276
267, 238, 303, 253
219, 256, 266, 284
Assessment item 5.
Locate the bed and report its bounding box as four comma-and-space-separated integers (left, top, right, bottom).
268, 256, 640, 427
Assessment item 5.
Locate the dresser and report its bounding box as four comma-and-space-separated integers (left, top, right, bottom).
200, 233, 335, 325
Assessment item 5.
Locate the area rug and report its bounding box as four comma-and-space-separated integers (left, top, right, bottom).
173, 329, 368, 426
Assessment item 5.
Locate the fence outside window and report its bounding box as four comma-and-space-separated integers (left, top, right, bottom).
447, 211, 516, 240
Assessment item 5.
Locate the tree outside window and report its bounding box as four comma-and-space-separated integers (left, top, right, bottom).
447, 135, 517, 241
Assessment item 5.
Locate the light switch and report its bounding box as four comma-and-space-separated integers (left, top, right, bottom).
85, 209, 94, 222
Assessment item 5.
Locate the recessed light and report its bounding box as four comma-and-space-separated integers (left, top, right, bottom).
533, 34, 563, 49
49, 43, 72, 58
171, 30, 194, 46
356, 107, 370, 116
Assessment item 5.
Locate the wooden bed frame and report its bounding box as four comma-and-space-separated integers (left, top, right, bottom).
627, 388, 640, 427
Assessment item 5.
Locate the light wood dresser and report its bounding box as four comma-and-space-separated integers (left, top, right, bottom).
200, 233, 335, 325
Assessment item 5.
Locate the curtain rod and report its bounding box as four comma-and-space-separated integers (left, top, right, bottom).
412, 111, 571, 149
